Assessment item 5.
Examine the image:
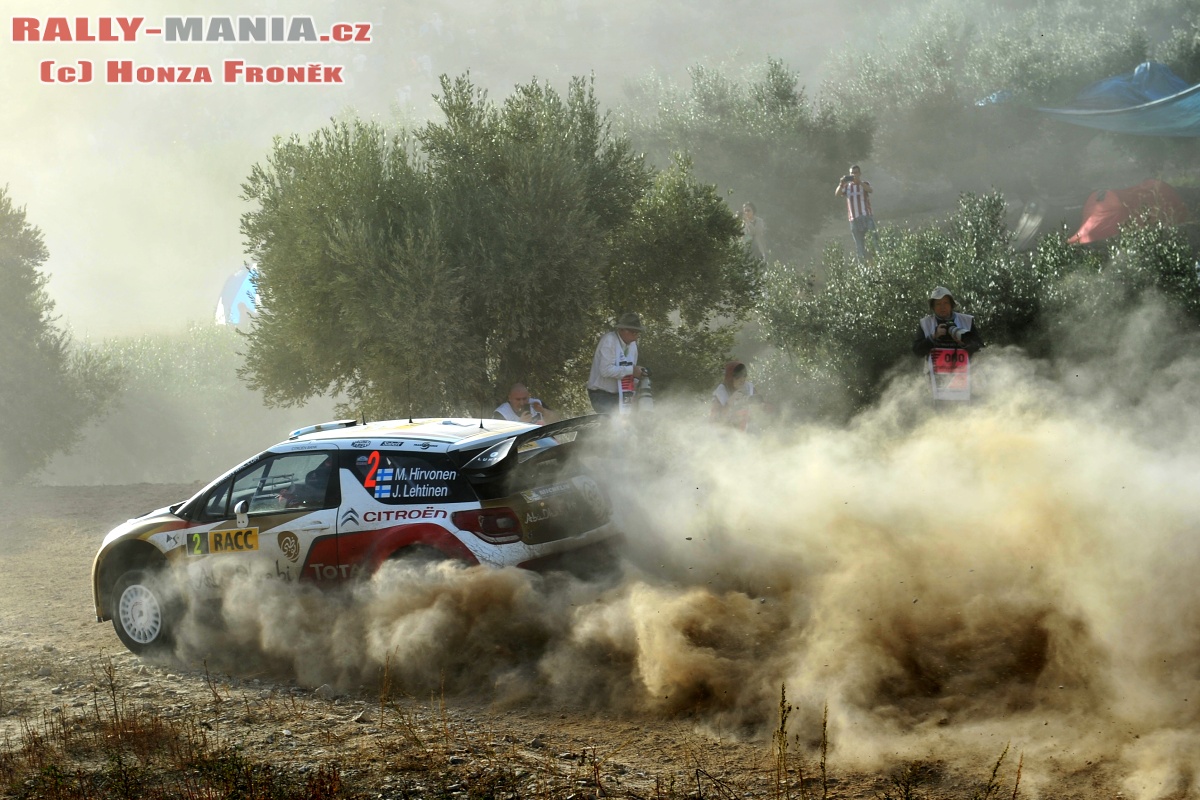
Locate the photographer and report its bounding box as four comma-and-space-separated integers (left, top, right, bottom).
834, 164, 875, 262
494, 383, 560, 425
913, 287, 984, 357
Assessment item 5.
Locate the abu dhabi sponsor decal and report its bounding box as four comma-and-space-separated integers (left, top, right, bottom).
277, 531, 300, 563
524, 505, 554, 525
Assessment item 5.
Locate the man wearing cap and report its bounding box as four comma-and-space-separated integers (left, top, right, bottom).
913, 287, 984, 356
587, 313, 647, 414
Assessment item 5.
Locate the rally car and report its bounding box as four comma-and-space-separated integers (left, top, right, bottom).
92, 415, 619, 655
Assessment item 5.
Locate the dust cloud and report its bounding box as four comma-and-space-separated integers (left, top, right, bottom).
172, 302, 1200, 797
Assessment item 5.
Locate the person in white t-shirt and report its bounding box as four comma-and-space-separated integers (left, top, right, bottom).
710, 361, 755, 430
494, 383, 559, 425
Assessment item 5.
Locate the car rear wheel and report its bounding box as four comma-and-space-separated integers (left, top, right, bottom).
111, 569, 179, 656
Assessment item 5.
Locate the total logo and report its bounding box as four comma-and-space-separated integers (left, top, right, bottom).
340, 508, 360, 527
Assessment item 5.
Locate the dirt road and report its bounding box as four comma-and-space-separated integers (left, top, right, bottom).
0, 483, 1124, 798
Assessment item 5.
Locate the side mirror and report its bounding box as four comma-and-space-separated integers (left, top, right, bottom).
235, 499, 249, 528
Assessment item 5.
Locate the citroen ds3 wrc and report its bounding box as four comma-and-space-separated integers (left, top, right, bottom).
92, 416, 619, 655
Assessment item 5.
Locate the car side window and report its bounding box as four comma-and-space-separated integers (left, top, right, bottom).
201, 478, 233, 520
350, 450, 474, 505
228, 452, 339, 515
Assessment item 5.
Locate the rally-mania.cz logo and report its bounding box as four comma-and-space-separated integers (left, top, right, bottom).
13, 16, 372, 86
12, 16, 372, 43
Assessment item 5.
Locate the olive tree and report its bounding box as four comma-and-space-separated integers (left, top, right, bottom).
756, 191, 1200, 416
0, 187, 120, 482
240, 74, 760, 418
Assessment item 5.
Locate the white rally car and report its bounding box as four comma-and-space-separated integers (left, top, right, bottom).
92, 416, 620, 655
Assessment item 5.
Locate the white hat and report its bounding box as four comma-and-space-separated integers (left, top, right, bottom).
928, 286, 955, 308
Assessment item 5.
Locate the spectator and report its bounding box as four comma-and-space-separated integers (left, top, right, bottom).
494, 383, 560, 425
587, 313, 646, 414
742, 202, 768, 261
912, 286, 984, 357
834, 164, 875, 262
914, 286, 984, 403
710, 360, 756, 430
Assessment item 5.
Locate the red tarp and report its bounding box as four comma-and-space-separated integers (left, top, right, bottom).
1068, 178, 1190, 244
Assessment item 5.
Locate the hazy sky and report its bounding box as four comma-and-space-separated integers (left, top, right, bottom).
2, 0, 862, 338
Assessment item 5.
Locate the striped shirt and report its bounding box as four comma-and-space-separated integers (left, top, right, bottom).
844, 181, 872, 221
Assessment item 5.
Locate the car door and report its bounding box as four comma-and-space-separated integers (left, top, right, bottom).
187, 450, 341, 586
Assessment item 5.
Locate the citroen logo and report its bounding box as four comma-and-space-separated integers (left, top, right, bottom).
340, 508, 360, 526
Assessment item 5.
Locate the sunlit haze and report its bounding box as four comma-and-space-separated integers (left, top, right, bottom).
1, 0, 864, 337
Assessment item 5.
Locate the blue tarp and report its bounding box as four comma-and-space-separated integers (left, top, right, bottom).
215, 265, 258, 325
1038, 62, 1200, 137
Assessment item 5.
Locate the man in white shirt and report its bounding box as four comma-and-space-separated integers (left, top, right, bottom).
586, 313, 646, 414
494, 383, 559, 424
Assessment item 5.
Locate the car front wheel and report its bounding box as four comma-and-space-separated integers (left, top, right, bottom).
111, 569, 178, 656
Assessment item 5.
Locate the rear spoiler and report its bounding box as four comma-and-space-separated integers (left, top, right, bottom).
450, 415, 609, 477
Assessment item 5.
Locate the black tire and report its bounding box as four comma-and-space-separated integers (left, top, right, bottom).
111, 568, 179, 656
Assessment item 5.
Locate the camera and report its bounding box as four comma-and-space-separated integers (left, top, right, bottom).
842, 174, 855, 183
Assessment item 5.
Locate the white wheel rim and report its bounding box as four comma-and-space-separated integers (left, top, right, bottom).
118, 583, 163, 645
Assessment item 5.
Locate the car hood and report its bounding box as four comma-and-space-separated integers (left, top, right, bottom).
99, 505, 186, 549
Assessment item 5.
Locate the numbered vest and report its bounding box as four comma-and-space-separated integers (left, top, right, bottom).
618, 375, 636, 414
928, 348, 971, 401
616, 345, 637, 414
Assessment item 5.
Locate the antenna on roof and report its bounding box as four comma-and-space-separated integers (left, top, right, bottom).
480, 401, 486, 429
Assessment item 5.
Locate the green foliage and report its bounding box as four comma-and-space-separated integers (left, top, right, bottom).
619, 58, 873, 264
241, 74, 759, 418
756, 191, 1200, 415
0, 187, 121, 484
1159, 18, 1200, 83
822, 0, 1200, 188
1036, 217, 1200, 361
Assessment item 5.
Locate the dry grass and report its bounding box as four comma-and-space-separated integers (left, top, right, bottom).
1, 664, 1029, 800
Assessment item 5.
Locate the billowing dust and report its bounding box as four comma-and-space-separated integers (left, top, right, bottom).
174, 311, 1200, 795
